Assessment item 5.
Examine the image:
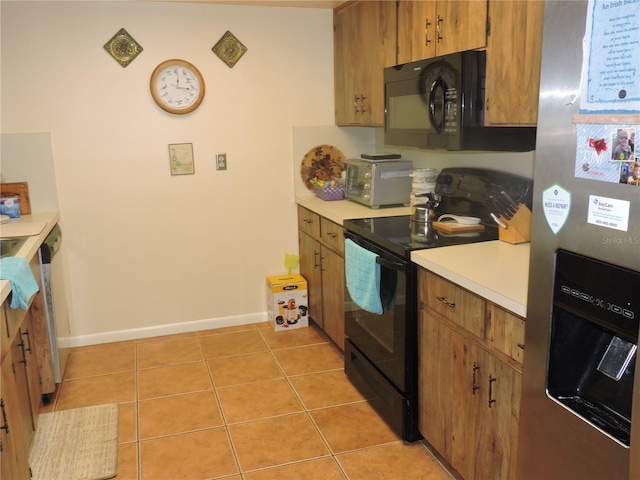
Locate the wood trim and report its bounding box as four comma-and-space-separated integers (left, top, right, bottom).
572, 114, 640, 124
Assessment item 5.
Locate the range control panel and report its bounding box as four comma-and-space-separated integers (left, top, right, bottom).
435, 167, 533, 207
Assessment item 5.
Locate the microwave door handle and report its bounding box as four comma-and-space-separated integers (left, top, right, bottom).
429, 77, 445, 132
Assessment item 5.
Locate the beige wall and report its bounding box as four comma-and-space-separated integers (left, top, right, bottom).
1, 1, 335, 344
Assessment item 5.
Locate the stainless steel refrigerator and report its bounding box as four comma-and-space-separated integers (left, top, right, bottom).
517, 1, 640, 479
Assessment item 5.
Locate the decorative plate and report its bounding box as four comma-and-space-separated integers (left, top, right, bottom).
103, 28, 143, 68
212, 31, 247, 68
300, 145, 346, 191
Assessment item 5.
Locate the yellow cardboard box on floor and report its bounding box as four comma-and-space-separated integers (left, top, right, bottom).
266, 274, 308, 331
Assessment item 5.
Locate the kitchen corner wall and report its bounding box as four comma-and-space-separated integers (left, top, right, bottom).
1, 1, 334, 344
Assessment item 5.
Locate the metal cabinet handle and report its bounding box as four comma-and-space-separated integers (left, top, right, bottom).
0, 399, 9, 433
360, 95, 366, 114
314, 251, 321, 269
303, 218, 312, 224
436, 296, 456, 308
425, 18, 431, 45
517, 343, 525, 350
472, 362, 480, 394
22, 329, 32, 354
326, 232, 338, 239
436, 15, 443, 43
488, 374, 497, 408
354, 95, 361, 114
17, 340, 28, 365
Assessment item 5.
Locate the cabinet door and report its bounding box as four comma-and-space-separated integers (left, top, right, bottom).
334, 1, 395, 126
449, 330, 483, 480
418, 309, 453, 459
1, 356, 32, 480
22, 312, 42, 428
299, 232, 323, 329
436, 0, 488, 56
484, 0, 544, 126
334, 1, 362, 125
27, 287, 55, 395
397, 1, 437, 63
320, 246, 345, 350
9, 333, 34, 449
359, 0, 396, 125
474, 350, 522, 480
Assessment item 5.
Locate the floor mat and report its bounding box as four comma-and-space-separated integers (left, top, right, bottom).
28, 403, 119, 480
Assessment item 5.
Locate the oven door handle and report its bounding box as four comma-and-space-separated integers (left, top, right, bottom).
376, 256, 407, 272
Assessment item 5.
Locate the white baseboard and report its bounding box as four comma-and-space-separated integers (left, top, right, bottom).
58, 311, 268, 348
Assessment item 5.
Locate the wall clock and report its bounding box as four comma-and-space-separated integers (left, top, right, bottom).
150, 59, 205, 115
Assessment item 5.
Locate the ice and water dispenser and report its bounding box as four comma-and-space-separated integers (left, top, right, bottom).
547, 250, 639, 446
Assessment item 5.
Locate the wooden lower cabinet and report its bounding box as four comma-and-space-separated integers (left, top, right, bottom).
1, 336, 34, 480
1, 358, 32, 480
1, 252, 51, 480
298, 206, 345, 350
318, 246, 345, 350
418, 268, 522, 480
299, 232, 323, 329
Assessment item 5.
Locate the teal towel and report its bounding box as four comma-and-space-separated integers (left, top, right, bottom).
0, 257, 39, 310
345, 239, 383, 315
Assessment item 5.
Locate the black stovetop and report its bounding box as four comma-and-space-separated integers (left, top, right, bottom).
344, 215, 499, 259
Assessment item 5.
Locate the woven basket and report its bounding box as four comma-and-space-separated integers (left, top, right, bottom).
314, 183, 344, 201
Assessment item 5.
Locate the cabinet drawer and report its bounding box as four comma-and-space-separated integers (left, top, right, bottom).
320, 217, 344, 254
297, 206, 320, 239
486, 304, 525, 365
420, 270, 485, 339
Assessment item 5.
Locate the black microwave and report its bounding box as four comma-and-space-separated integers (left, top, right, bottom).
384, 50, 536, 152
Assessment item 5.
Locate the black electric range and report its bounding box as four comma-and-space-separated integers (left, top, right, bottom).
342, 167, 533, 443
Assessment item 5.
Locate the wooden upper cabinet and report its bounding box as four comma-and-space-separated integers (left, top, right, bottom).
397, 1, 436, 64
436, 0, 488, 56
397, 0, 488, 64
334, 1, 396, 126
484, 0, 544, 126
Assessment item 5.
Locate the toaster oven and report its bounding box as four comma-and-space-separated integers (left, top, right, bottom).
344, 158, 413, 208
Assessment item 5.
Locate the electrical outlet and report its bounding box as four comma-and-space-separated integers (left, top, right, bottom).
216, 153, 227, 171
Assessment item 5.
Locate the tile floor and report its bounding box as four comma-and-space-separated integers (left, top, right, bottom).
43, 322, 454, 480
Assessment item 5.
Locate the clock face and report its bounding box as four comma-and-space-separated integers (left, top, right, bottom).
150, 59, 205, 114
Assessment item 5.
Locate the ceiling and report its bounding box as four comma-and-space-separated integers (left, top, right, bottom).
146, 0, 346, 8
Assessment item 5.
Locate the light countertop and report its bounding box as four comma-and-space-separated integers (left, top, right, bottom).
1, 211, 60, 304
295, 195, 411, 225
411, 241, 530, 317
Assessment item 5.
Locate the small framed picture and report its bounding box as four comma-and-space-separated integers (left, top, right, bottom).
168, 143, 195, 175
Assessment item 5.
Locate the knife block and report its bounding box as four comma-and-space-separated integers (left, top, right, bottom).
498, 204, 532, 244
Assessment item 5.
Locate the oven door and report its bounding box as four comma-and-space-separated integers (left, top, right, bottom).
344, 232, 408, 392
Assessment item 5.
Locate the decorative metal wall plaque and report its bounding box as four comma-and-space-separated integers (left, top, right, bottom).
104, 28, 143, 68
212, 31, 247, 68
